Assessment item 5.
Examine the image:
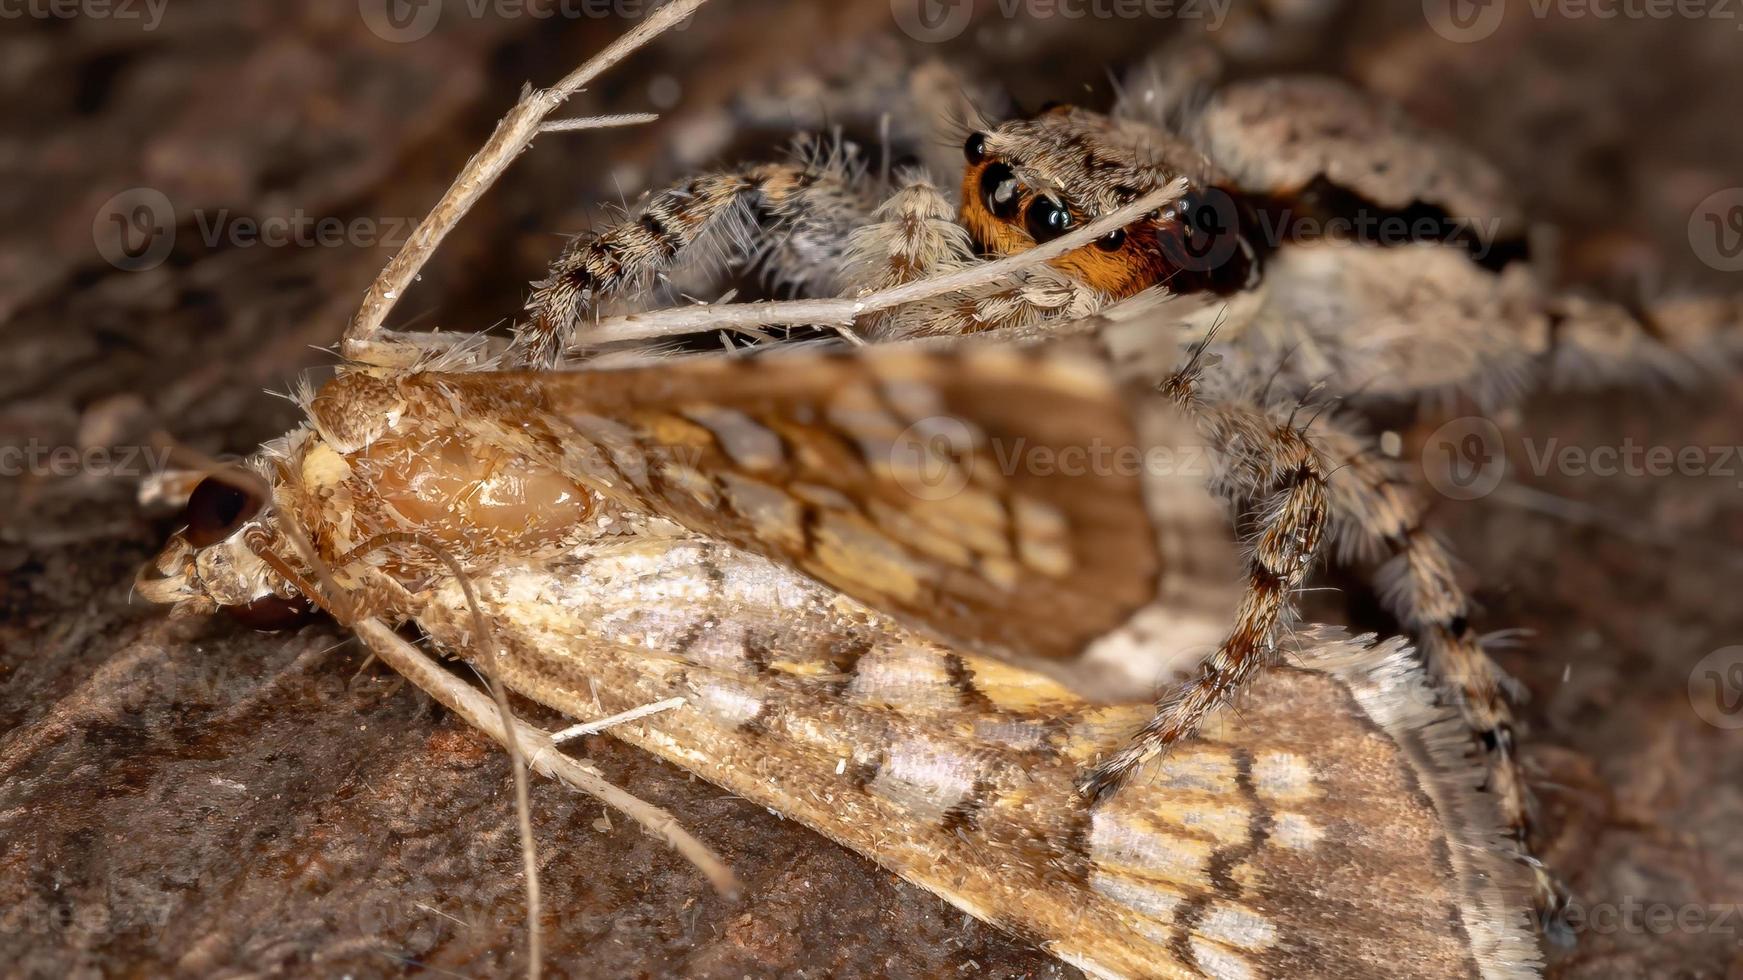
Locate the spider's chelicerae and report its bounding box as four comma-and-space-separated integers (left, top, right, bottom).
502, 62, 1740, 919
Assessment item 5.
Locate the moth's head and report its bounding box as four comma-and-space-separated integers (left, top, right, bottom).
959, 105, 1258, 298
136, 470, 316, 630
139, 371, 606, 630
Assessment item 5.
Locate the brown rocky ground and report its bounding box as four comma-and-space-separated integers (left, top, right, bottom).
2, 0, 1740, 976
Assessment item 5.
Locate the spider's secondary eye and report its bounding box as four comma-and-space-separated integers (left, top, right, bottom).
964, 132, 987, 165
184, 476, 264, 548
1024, 196, 1073, 243
1096, 228, 1127, 251
980, 162, 1021, 220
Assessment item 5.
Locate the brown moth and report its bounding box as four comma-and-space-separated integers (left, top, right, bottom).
137, 342, 1542, 979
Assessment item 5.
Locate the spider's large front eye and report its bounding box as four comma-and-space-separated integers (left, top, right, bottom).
980, 162, 1021, 220
964, 132, 987, 165
1024, 195, 1073, 243
183, 476, 264, 548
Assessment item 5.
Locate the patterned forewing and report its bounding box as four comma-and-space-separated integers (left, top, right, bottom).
409, 538, 1540, 980
413, 345, 1229, 678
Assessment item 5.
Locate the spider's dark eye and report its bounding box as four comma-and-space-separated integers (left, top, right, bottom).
964, 132, 987, 165
229, 592, 316, 632
1024, 195, 1073, 243
980, 162, 1021, 220
184, 476, 264, 548
1096, 228, 1127, 251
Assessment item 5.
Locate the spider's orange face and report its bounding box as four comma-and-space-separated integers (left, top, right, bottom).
959, 106, 1258, 299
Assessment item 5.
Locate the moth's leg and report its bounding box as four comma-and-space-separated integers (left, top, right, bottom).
509, 148, 880, 366
1078, 369, 1328, 802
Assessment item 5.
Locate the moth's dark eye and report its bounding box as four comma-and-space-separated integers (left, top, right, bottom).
980, 162, 1021, 220
184, 476, 263, 548
1024, 196, 1073, 243
964, 132, 987, 165
229, 592, 315, 632
1096, 228, 1127, 251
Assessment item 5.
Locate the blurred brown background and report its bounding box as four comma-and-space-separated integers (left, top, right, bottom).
2, 0, 1741, 975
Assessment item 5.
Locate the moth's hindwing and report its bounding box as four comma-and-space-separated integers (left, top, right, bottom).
409, 538, 1541, 980
414, 345, 1240, 696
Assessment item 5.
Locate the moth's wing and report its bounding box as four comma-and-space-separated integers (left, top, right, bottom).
406, 539, 1541, 980
1193, 76, 1524, 235
421, 345, 1240, 700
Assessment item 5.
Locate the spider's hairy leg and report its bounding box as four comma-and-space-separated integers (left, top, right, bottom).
1079, 368, 1329, 800
1307, 416, 1570, 915
1536, 288, 1743, 392
1242, 242, 1743, 410
509, 152, 877, 366
1106, 364, 1565, 915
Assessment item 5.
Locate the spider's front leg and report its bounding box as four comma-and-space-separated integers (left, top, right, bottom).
1080, 361, 1569, 916
508, 146, 879, 367
1078, 366, 1329, 799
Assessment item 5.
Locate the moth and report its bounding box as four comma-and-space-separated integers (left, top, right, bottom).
136, 342, 1542, 979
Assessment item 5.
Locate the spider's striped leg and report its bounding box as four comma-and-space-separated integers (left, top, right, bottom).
1307, 414, 1569, 918
1084, 363, 1566, 917
509, 150, 879, 367
1079, 369, 1328, 803
1241, 243, 1743, 409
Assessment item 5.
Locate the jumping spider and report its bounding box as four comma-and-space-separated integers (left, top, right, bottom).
490, 62, 1733, 920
